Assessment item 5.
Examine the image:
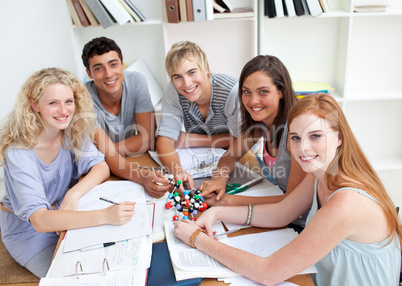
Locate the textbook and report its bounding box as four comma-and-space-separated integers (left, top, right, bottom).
165, 222, 239, 281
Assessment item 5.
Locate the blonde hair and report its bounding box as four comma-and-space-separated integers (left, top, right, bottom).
0, 67, 96, 165
287, 93, 402, 248
165, 41, 211, 79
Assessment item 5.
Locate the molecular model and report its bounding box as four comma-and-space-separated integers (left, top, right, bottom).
164, 175, 208, 221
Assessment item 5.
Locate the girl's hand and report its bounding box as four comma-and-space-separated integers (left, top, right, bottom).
199, 177, 227, 201
58, 190, 80, 211
105, 202, 136, 225
194, 207, 219, 236
173, 219, 202, 246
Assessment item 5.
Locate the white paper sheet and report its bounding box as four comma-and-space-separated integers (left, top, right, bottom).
63, 181, 152, 252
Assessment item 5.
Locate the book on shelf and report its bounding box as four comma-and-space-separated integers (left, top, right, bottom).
213, 7, 254, 19
118, 0, 141, 22
99, 0, 133, 25
292, 81, 334, 97
186, 0, 194, 21
318, 0, 329, 12
283, 0, 296, 17
72, 0, 91, 26
66, 0, 83, 27
166, 0, 180, 23
179, 0, 188, 21
293, 0, 305, 15
192, 0, 206, 21
78, 0, 99, 26
274, 0, 285, 17
84, 0, 115, 29
213, 0, 226, 12
353, 0, 389, 12
124, 0, 146, 21
214, 0, 233, 11
265, 0, 276, 18
304, 0, 323, 16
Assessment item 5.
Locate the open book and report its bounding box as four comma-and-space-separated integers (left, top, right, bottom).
164, 222, 239, 281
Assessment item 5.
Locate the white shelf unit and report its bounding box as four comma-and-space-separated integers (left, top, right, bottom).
70, 0, 258, 90
258, 0, 402, 172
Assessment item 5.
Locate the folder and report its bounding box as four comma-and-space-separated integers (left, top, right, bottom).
166, 0, 180, 23
192, 0, 206, 21
147, 241, 201, 286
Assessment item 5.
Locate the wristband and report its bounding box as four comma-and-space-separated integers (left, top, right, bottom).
189, 228, 206, 248
245, 203, 254, 226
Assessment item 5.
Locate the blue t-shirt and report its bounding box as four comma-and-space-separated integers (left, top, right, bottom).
0, 140, 104, 266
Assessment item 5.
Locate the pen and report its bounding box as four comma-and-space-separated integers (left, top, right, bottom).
80, 242, 116, 252
213, 229, 240, 238
137, 166, 162, 170
99, 197, 119, 205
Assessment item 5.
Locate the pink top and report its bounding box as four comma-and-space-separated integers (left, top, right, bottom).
263, 137, 277, 167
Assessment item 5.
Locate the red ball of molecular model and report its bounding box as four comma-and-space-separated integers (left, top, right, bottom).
164, 176, 208, 221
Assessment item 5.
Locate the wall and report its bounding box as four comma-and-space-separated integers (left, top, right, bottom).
0, 0, 76, 179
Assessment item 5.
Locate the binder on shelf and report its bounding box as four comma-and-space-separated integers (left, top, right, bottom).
166, 0, 180, 23
293, 0, 305, 15
192, 0, 206, 21
186, 0, 194, 21
99, 0, 133, 25
305, 0, 323, 16
78, 0, 99, 26
84, 0, 115, 29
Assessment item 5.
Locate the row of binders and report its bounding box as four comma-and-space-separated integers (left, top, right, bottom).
265, 0, 330, 18
66, 0, 146, 29
164, 0, 254, 23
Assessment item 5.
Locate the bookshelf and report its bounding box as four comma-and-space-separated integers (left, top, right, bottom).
69, 0, 258, 89
64, 0, 402, 180
258, 0, 402, 173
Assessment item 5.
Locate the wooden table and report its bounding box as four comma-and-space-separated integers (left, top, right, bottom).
43, 151, 313, 286
114, 152, 314, 286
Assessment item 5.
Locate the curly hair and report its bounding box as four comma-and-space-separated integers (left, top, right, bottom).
81, 37, 123, 70
165, 41, 211, 79
0, 67, 97, 165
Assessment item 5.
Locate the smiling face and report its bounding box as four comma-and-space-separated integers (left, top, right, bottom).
30, 83, 75, 134
289, 112, 342, 175
171, 59, 211, 105
86, 51, 125, 100
241, 71, 283, 126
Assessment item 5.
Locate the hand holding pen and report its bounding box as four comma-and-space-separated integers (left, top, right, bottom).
99, 197, 136, 226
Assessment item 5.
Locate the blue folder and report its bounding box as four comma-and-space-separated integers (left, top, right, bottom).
147, 241, 202, 286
